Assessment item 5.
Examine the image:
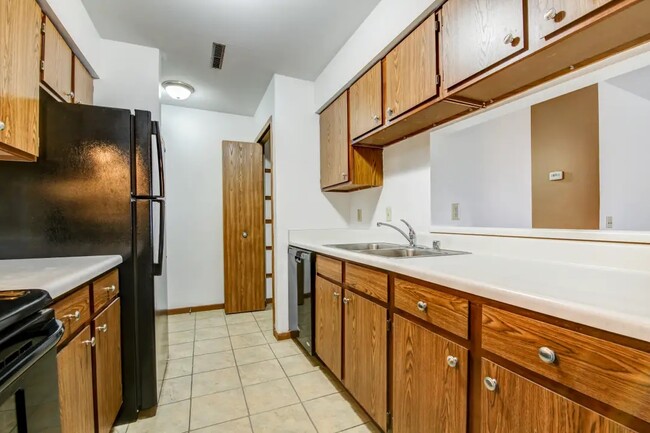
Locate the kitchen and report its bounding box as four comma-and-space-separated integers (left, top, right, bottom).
0, 0, 649, 433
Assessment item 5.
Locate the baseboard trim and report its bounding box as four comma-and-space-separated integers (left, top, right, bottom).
266, 298, 273, 305
273, 329, 299, 341
167, 303, 224, 315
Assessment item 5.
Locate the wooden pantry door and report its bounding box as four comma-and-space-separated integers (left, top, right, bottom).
222, 141, 265, 313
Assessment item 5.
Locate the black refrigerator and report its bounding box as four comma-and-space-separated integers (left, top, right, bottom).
0, 89, 168, 422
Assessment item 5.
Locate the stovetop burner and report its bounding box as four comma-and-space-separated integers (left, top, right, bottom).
0, 290, 52, 334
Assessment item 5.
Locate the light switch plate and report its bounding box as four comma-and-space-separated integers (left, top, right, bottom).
549, 171, 564, 181
386, 207, 392, 222
452, 203, 460, 221
606, 216, 613, 229
357, 208, 363, 222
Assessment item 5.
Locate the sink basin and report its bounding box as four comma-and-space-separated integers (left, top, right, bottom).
361, 247, 468, 258
325, 242, 402, 251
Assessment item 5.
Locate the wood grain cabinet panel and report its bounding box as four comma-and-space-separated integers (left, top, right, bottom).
315, 276, 342, 378
52, 286, 91, 344
393, 315, 468, 433
481, 359, 638, 433
349, 63, 383, 139
442, 0, 526, 89
0, 0, 41, 161
316, 255, 343, 283
73, 57, 94, 105
384, 14, 439, 120
42, 17, 73, 103
345, 263, 388, 303
93, 269, 120, 313
57, 326, 95, 433
320, 93, 349, 189
94, 299, 123, 433
482, 306, 650, 423
532, 0, 616, 39
343, 290, 387, 430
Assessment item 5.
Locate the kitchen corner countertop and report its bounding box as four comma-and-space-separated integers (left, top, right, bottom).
0, 256, 123, 300
290, 238, 650, 343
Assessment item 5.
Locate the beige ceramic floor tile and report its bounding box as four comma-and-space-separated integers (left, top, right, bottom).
192, 367, 241, 397
243, 377, 299, 415
190, 388, 249, 430
303, 393, 369, 433
278, 354, 320, 377
190, 417, 252, 433
165, 357, 193, 379
249, 404, 316, 433
194, 337, 231, 355
169, 330, 195, 345
269, 341, 301, 358
169, 320, 195, 333
110, 425, 128, 433
289, 370, 341, 401
230, 332, 267, 349
261, 330, 277, 344
252, 310, 272, 321
168, 314, 195, 324
237, 359, 285, 386
256, 319, 273, 331
195, 326, 229, 341
234, 345, 275, 366
159, 376, 192, 405
340, 423, 382, 432
225, 313, 256, 324
228, 322, 261, 336
193, 351, 236, 374
169, 342, 194, 360
128, 399, 190, 433
196, 317, 227, 329
194, 310, 225, 319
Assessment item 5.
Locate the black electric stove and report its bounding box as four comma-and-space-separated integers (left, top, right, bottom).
0, 289, 64, 433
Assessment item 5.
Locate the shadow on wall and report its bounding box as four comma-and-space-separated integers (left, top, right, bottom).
323, 191, 352, 223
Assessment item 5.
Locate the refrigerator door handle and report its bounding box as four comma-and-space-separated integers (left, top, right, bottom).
152, 198, 165, 276
152, 121, 165, 198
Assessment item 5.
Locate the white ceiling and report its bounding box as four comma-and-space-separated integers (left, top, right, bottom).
82, 0, 381, 115
606, 64, 650, 101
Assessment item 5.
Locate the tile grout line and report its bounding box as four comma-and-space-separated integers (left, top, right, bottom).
187, 313, 196, 432
227, 314, 255, 430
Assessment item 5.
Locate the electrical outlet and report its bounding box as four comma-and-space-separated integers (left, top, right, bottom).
451, 203, 460, 221
386, 207, 392, 222
606, 216, 613, 229
357, 208, 363, 222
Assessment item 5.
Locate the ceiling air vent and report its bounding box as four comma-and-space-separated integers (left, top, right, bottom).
211, 43, 226, 69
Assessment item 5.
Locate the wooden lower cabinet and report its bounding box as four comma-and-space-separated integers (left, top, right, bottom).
94, 298, 123, 433
315, 275, 342, 378
392, 314, 468, 433
481, 359, 638, 433
343, 290, 387, 430
57, 326, 95, 433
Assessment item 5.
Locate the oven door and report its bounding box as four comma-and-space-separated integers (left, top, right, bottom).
0, 312, 64, 433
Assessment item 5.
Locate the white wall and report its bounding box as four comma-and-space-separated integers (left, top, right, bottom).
599, 82, 650, 230
161, 105, 256, 309
348, 133, 431, 231
430, 109, 532, 228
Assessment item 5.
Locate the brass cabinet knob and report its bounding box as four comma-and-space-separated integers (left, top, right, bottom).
446, 355, 458, 368
416, 301, 428, 312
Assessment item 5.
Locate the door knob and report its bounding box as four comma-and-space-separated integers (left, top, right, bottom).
242, 231, 248, 239
0, 121, 5, 131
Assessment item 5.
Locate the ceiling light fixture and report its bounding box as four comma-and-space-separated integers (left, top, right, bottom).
162, 80, 195, 100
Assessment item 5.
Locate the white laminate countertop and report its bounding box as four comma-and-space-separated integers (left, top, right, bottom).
0, 256, 123, 300
290, 232, 650, 343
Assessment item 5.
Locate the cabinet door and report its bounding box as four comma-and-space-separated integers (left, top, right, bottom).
349, 63, 383, 139
320, 93, 349, 189
481, 359, 637, 433
57, 326, 95, 433
94, 299, 123, 433
393, 315, 467, 433
73, 57, 94, 105
343, 290, 387, 430
315, 276, 342, 378
533, 0, 615, 39
442, 0, 525, 89
385, 14, 438, 121
0, 0, 41, 161
42, 17, 73, 102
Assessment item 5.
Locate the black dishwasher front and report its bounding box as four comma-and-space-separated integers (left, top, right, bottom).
288, 247, 315, 355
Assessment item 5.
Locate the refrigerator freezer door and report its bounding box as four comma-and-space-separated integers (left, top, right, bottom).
133, 111, 165, 199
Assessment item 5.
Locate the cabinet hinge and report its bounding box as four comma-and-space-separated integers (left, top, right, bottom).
41, 22, 46, 34
436, 74, 441, 86
387, 318, 392, 333
435, 20, 441, 32
40, 60, 45, 71
386, 411, 392, 431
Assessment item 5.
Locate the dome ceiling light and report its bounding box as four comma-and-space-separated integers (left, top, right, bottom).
162, 80, 195, 100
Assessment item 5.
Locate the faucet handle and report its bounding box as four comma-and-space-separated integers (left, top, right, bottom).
432, 241, 441, 251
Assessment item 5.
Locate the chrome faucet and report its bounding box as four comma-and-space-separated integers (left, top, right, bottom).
377, 219, 417, 247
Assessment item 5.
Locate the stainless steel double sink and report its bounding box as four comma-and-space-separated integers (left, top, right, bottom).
325, 242, 469, 259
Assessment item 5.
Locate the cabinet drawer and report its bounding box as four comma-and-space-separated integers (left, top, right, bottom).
394, 278, 469, 338
316, 256, 342, 282
93, 269, 119, 312
532, 0, 616, 39
345, 263, 387, 303
53, 286, 91, 344
482, 306, 650, 423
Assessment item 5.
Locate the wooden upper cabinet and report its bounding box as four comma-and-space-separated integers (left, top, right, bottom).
349, 63, 383, 139
42, 17, 73, 103
94, 299, 123, 433
57, 326, 95, 433
315, 276, 342, 378
73, 57, 94, 105
320, 93, 349, 189
0, 0, 41, 161
442, 0, 526, 89
343, 290, 387, 430
481, 359, 638, 433
392, 315, 468, 433
532, 0, 616, 39
384, 14, 439, 121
